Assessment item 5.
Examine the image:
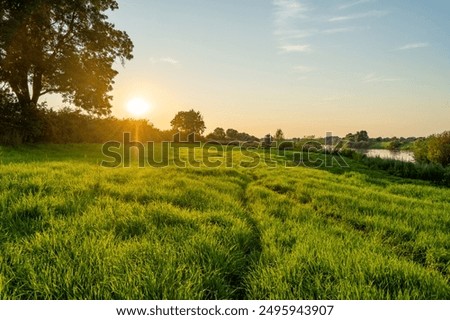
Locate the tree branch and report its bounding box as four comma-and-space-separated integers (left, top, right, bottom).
31, 70, 43, 104
39, 88, 60, 96
48, 11, 77, 62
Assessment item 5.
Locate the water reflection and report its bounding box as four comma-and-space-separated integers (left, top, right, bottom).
361, 149, 415, 162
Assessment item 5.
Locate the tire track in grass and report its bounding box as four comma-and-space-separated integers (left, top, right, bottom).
230, 169, 263, 299
240, 167, 450, 299
184, 168, 264, 299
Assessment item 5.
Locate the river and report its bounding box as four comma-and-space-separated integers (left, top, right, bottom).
361, 149, 415, 162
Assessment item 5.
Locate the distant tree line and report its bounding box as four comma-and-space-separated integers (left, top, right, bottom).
0, 104, 261, 145
206, 127, 259, 143
341, 131, 420, 151
2, 97, 449, 172
0, 104, 167, 145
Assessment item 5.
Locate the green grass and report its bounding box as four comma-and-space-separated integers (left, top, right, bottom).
0, 144, 449, 299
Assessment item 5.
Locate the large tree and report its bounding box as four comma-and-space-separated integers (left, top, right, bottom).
170, 109, 205, 141
0, 0, 133, 138
274, 128, 285, 142
226, 128, 238, 140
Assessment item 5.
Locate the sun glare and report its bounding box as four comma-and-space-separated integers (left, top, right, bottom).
126, 98, 151, 116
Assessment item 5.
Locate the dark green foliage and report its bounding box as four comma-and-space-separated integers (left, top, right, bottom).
345, 130, 369, 143
0, 0, 133, 141
387, 139, 402, 150
0, 99, 23, 145
208, 128, 259, 142
344, 130, 370, 149
427, 132, 450, 166
0, 106, 165, 145
413, 138, 429, 163
262, 134, 272, 148
274, 129, 284, 142
361, 157, 450, 186
413, 131, 450, 167
39, 108, 163, 143
355, 130, 369, 142
0, 0, 133, 112
0, 92, 43, 144
170, 109, 206, 142
206, 127, 226, 141
226, 128, 239, 140
335, 148, 450, 186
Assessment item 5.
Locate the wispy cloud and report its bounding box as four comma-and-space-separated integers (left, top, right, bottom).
160, 57, 179, 65
280, 44, 312, 53
273, 0, 309, 24
329, 10, 388, 22
273, 0, 309, 33
395, 42, 429, 51
273, 0, 311, 39
363, 73, 400, 83
149, 57, 180, 65
338, 0, 374, 10
321, 27, 356, 35
276, 26, 362, 39
275, 29, 317, 39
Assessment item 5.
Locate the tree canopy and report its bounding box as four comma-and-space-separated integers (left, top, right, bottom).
274, 128, 284, 142
225, 128, 238, 140
345, 130, 369, 142
0, 0, 133, 115
414, 131, 450, 167
206, 127, 226, 140
206, 127, 259, 143
170, 109, 206, 140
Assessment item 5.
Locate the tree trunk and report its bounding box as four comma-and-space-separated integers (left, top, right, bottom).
17, 101, 42, 143
8, 71, 44, 143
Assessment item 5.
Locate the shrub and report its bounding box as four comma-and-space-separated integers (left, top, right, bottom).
413, 131, 450, 167
361, 156, 449, 186
387, 140, 402, 150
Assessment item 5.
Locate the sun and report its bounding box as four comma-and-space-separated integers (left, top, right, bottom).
126, 98, 151, 116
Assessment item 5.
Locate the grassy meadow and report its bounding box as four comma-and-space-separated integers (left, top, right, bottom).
0, 144, 449, 299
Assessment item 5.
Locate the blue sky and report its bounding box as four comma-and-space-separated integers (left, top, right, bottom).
99, 0, 450, 137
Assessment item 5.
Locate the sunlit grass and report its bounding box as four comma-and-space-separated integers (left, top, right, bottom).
0, 144, 449, 299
